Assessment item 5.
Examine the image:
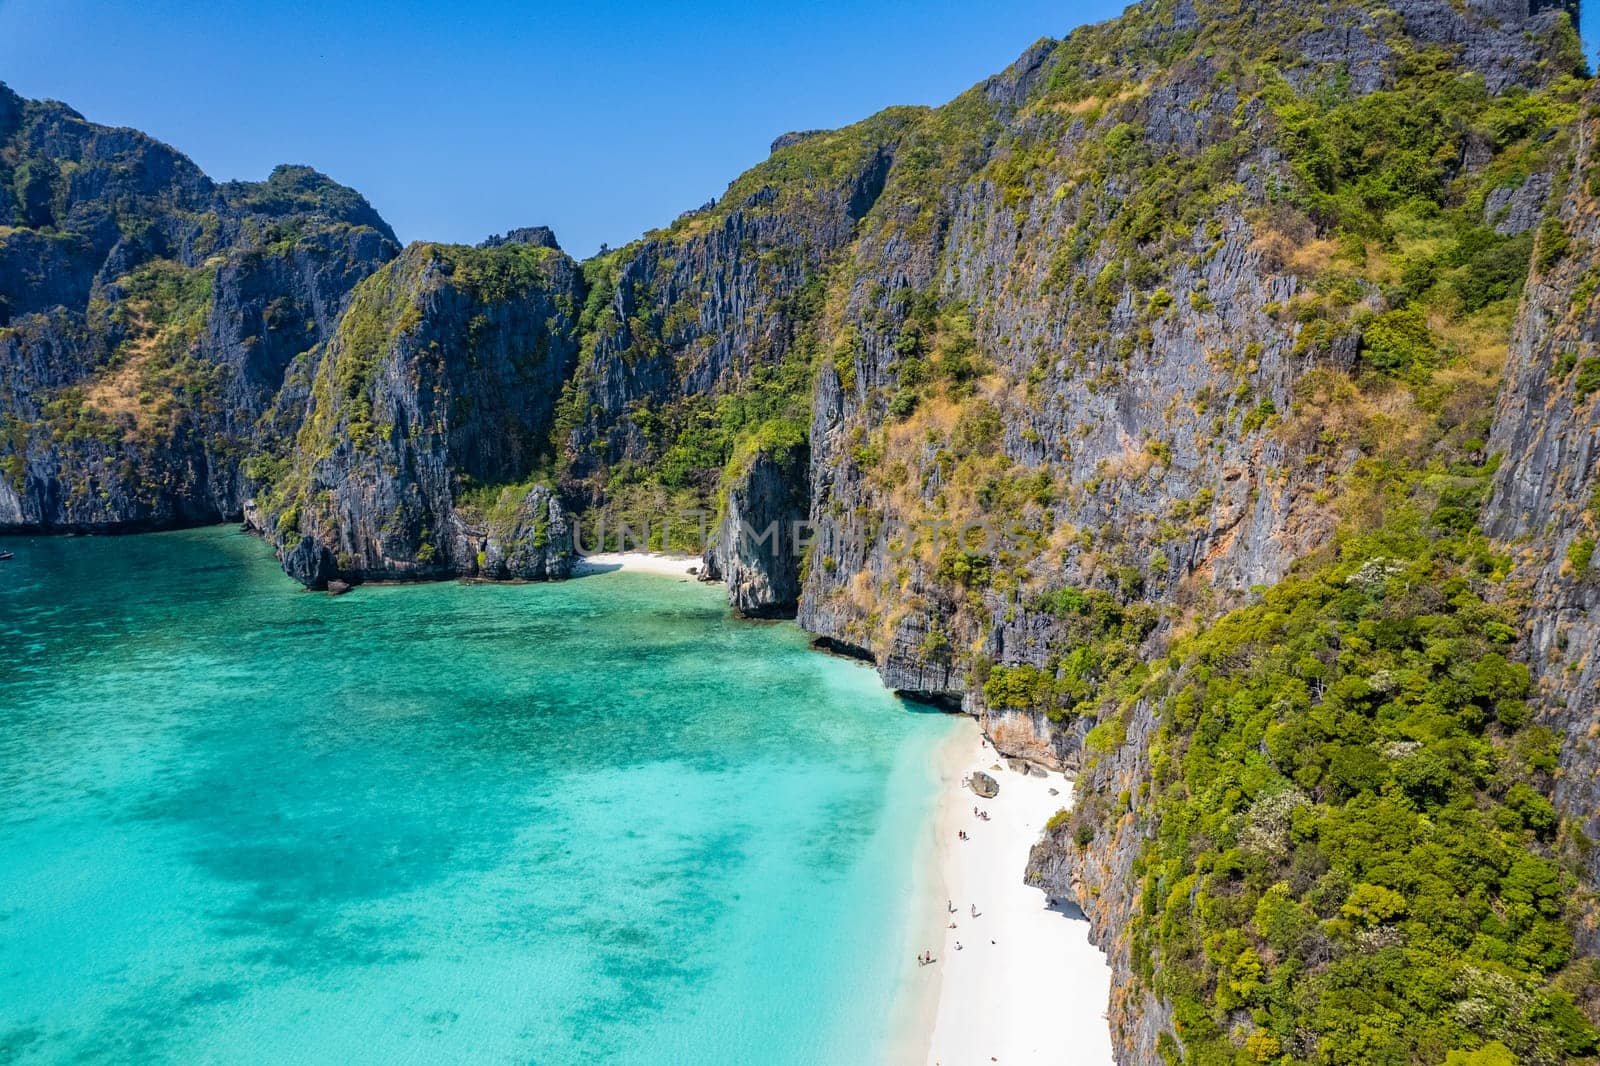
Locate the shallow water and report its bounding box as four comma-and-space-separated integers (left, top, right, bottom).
0, 527, 954, 1064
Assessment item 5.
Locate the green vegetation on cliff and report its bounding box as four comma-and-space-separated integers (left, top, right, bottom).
257, 240, 577, 541
1119, 526, 1596, 1065
788, 0, 1587, 669
7, 3, 1600, 1056
930, 5, 1600, 1064
1052, 53, 1599, 1066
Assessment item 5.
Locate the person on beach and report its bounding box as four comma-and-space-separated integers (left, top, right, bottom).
971, 903, 979, 918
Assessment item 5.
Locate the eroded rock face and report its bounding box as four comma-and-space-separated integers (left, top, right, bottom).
253, 242, 583, 586
480, 486, 574, 581
979, 706, 1083, 771
787, 0, 1576, 792
1484, 93, 1600, 950
1027, 693, 1169, 1062
0, 86, 398, 532
0, 84, 585, 589
560, 133, 899, 490
478, 226, 561, 251
799, 36, 1349, 748
1486, 173, 1553, 236
702, 447, 810, 617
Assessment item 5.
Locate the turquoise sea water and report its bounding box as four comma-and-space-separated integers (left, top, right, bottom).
0, 527, 954, 1064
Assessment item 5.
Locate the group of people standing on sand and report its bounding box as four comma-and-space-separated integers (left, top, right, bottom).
920, 896, 991, 965
958, 806, 991, 841
920, 759, 1008, 967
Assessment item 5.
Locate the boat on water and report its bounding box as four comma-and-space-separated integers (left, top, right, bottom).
0, 551, 13, 561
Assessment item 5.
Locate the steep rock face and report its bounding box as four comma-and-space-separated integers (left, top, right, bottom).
478, 485, 574, 581
1485, 98, 1600, 949
478, 226, 562, 251
5, 4, 1599, 1057
253, 242, 583, 585
558, 112, 909, 497
799, 0, 1571, 749
700, 445, 809, 617
1026, 697, 1168, 1062
0, 83, 398, 530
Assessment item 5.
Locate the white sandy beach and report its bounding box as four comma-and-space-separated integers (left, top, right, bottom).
571, 551, 702, 578
908, 720, 1114, 1066
571, 554, 1113, 1062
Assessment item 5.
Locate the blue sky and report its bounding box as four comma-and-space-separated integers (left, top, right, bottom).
0, 1, 1593, 258
0, 0, 1124, 255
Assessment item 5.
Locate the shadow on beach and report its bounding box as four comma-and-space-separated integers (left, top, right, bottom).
1046, 896, 1089, 922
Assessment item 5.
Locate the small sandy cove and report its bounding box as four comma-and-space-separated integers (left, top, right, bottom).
571, 551, 701, 578
904, 720, 1114, 1066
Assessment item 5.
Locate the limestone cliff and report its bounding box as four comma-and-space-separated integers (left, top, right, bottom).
0, 85, 397, 530
249, 241, 584, 585
4, 0, 1600, 1059
1485, 93, 1600, 951
700, 444, 810, 617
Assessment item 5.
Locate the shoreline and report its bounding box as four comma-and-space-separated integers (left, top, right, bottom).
570, 551, 702, 578
902, 719, 1115, 1065
888, 721, 972, 1066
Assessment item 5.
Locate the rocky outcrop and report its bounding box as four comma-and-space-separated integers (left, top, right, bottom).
252, 241, 583, 585
559, 112, 906, 491
478, 226, 561, 251
978, 706, 1084, 772
479, 485, 575, 581
1487, 173, 1554, 236
0, 85, 398, 532
701, 445, 809, 617
787, 0, 1579, 796
770, 130, 825, 153
1028, 695, 1172, 1061
5, 3, 1598, 1056
1485, 97, 1600, 950
798, 9, 1379, 736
